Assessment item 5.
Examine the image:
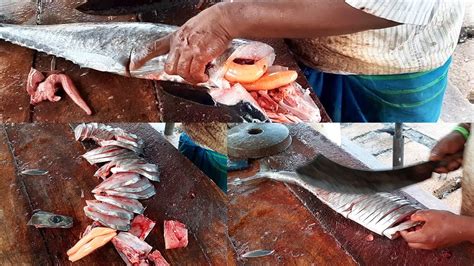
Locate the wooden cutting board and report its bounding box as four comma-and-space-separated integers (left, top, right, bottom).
0, 123, 230, 264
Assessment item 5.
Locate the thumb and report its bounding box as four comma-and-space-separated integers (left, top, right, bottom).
130, 34, 171, 71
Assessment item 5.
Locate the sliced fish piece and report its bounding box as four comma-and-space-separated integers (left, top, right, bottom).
112, 232, 153, 264
360, 198, 410, 225
373, 205, 420, 235
83, 206, 131, 231
104, 185, 156, 200
129, 215, 156, 240
111, 167, 160, 182
349, 193, 399, 222
82, 146, 131, 164
241, 249, 275, 258
383, 220, 423, 240
94, 194, 144, 214
27, 210, 73, 229
364, 200, 411, 232
113, 177, 153, 193
86, 200, 134, 220
67, 227, 116, 256
98, 140, 143, 154
20, 169, 49, 176
92, 172, 141, 193
69, 231, 117, 262
164, 220, 188, 249
94, 157, 154, 179
148, 250, 170, 266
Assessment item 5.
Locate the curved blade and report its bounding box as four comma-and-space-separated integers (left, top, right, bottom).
75, 0, 217, 16
296, 154, 437, 194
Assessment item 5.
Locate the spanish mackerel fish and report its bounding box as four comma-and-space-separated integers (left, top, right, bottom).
0, 22, 272, 89
237, 171, 424, 239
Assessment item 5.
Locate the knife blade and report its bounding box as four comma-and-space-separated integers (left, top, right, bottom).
295, 152, 463, 194
75, 0, 217, 16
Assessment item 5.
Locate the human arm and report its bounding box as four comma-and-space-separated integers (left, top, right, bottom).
430, 123, 470, 173
130, 0, 400, 83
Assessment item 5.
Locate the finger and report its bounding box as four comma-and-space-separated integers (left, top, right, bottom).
434, 166, 449, 174
176, 51, 194, 83
130, 35, 171, 71
399, 229, 427, 243
447, 161, 461, 172
165, 49, 181, 76
408, 243, 433, 250
429, 150, 444, 162
189, 55, 209, 83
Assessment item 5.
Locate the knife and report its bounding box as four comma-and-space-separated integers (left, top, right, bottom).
75, 0, 217, 16
295, 152, 463, 194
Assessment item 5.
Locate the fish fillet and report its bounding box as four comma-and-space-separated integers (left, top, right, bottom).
92, 172, 141, 193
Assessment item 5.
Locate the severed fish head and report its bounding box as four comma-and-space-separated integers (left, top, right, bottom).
27, 210, 73, 229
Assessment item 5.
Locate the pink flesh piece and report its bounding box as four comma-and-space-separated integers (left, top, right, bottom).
26, 68, 45, 96
27, 71, 92, 115
148, 250, 170, 266
209, 84, 266, 116
164, 220, 188, 249
112, 232, 153, 264
129, 215, 156, 240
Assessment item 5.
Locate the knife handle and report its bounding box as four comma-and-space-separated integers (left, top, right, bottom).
435, 151, 464, 167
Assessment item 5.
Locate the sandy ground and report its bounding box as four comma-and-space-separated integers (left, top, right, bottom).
450, 38, 474, 101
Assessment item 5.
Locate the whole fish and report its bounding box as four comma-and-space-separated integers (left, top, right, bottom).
237, 171, 424, 239
0, 22, 273, 90
27, 210, 73, 229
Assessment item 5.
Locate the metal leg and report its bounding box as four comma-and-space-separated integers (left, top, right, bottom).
164, 123, 175, 136
393, 123, 404, 167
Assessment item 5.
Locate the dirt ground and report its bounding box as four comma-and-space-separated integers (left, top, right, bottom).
450, 38, 474, 101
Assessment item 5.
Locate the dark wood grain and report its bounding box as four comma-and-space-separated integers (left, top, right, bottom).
228, 123, 474, 265
0, 127, 51, 265
0, 123, 229, 264
0, 0, 36, 123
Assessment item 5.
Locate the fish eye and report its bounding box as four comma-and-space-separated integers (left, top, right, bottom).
50, 216, 63, 223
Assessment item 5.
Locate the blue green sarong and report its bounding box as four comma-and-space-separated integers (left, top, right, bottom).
178, 133, 228, 193
301, 58, 452, 122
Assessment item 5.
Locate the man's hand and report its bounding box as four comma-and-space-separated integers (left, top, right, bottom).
430, 130, 466, 173
400, 210, 472, 250
130, 3, 234, 84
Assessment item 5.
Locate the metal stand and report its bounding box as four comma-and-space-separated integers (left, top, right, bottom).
393, 123, 404, 167
164, 123, 175, 136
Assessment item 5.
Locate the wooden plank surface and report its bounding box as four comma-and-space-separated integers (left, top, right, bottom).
0, 123, 229, 264
228, 123, 474, 265
0, 1, 36, 122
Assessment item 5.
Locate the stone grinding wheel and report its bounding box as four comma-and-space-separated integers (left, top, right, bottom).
228, 123, 292, 159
